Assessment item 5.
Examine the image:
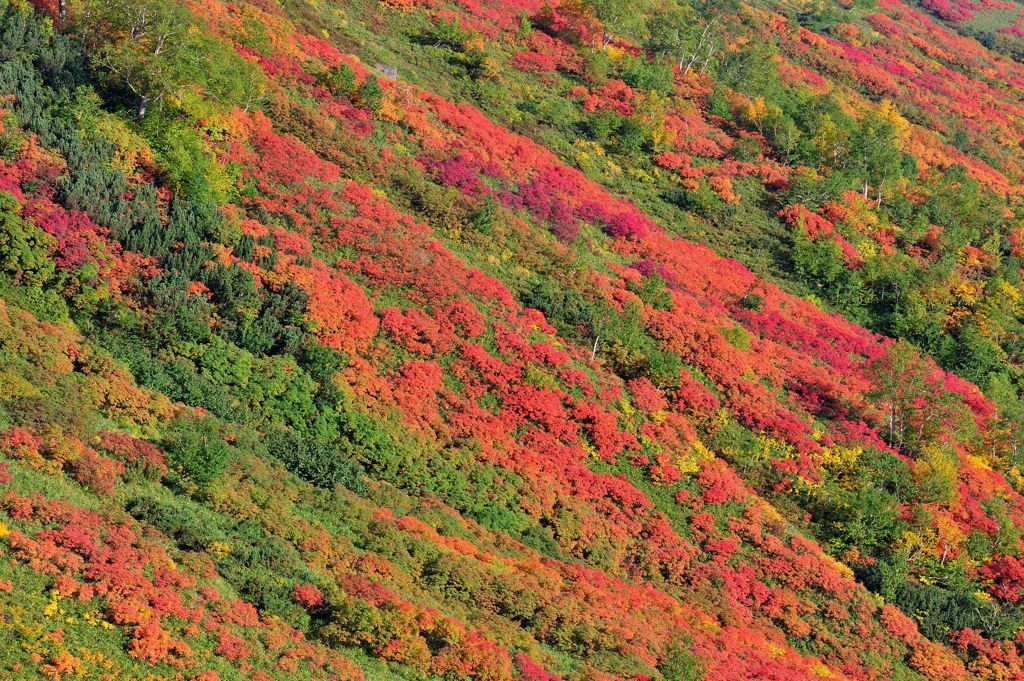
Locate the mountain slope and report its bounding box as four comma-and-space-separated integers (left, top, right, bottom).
2, 0, 1024, 679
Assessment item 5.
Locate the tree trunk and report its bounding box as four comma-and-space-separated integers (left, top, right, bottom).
137, 96, 149, 120
699, 45, 716, 75
684, 53, 698, 75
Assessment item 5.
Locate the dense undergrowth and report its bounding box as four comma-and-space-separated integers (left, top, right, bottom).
4, 0, 1024, 678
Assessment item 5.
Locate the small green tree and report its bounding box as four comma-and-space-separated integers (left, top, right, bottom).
849, 103, 906, 205
586, 0, 648, 48
865, 340, 969, 452
791, 230, 868, 314
0, 192, 56, 286
645, 0, 738, 74
644, 0, 699, 70
76, 0, 198, 119
162, 413, 230, 489
74, 0, 260, 121
660, 642, 704, 680
985, 372, 1024, 468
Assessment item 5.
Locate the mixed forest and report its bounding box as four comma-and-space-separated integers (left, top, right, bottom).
4, 0, 1024, 678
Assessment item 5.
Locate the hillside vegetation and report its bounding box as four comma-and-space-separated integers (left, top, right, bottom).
3, 0, 1024, 679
